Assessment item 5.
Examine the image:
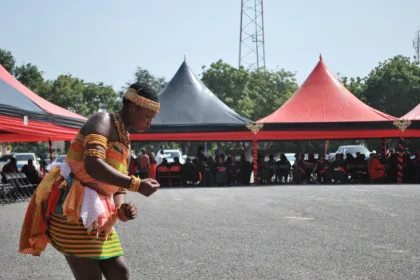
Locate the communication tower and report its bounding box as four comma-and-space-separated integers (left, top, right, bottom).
413, 28, 420, 63
238, 0, 266, 69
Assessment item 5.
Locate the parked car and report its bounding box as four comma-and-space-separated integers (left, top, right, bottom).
54, 155, 67, 163
328, 145, 373, 161
160, 149, 186, 164
284, 153, 296, 166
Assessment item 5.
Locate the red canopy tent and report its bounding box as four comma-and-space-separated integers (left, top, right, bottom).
0, 65, 86, 142
401, 104, 420, 120
256, 56, 416, 140
397, 104, 420, 133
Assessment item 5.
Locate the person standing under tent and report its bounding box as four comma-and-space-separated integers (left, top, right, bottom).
156, 146, 165, 165
19, 82, 160, 280
136, 148, 150, 179
146, 146, 157, 180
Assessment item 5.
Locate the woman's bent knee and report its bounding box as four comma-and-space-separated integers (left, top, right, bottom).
65, 256, 102, 280
100, 256, 130, 280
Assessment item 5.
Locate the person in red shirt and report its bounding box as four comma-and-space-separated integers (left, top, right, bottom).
146, 147, 157, 180
136, 149, 150, 179
368, 154, 385, 182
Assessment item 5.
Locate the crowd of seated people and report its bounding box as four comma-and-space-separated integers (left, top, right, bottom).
147, 151, 253, 187
258, 149, 420, 184
0, 157, 40, 204
1, 157, 41, 185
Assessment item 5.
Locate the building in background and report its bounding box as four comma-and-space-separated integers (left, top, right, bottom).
0, 144, 11, 156
51, 141, 65, 155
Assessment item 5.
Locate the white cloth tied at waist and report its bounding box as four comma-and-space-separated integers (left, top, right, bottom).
46, 161, 110, 230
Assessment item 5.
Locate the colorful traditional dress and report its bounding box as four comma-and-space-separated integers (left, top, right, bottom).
19, 113, 130, 260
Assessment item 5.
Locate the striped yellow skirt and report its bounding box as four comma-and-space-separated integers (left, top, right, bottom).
48, 212, 124, 260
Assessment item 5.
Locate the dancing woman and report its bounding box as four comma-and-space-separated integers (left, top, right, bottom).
19, 83, 160, 280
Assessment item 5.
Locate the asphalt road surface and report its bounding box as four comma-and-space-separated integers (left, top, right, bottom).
1, 184, 420, 280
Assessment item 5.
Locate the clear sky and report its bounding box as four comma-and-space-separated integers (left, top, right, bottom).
1, 0, 419, 91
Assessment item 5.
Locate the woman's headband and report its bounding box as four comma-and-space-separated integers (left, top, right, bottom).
123, 88, 160, 113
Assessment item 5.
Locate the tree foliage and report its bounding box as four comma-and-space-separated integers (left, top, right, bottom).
201, 60, 298, 120
117, 67, 167, 101
0, 49, 16, 73
362, 55, 420, 117
38, 75, 119, 117
14, 63, 45, 93
200, 61, 249, 115
340, 76, 366, 102
340, 56, 420, 118
132, 67, 166, 93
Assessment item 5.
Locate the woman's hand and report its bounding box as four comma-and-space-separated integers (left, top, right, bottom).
139, 178, 160, 197
118, 203, 137, 222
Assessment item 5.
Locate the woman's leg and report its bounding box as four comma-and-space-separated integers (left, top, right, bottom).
99, 256, 130, 280
65, 256, 102, 280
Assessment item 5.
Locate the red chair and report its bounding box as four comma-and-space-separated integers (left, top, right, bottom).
157, 166, 171, 186
217, 166, 226, 172
215, 166, 227, 185
169, 165, 182, 186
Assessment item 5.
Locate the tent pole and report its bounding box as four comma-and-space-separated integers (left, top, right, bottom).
397, 137, 404, 184
253, 140, 258, 185
324, 140, 329, 155
48, 138, 53, 162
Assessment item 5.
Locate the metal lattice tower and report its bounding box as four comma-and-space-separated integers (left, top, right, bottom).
413, 28, 420, 64
238, 0, 266, 70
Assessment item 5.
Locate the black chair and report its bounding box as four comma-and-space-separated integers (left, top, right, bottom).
3, 173, 27, 201
0, 181, 14, 204
16, 173, 37, 194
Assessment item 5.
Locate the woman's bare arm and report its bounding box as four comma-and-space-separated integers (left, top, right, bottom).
113, 193, 126, 207
83, 113, 132, 189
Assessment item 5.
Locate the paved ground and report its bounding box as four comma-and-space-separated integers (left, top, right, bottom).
1, 184, 420, 280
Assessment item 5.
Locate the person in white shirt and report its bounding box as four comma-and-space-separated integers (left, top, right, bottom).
156, 147, 165, 165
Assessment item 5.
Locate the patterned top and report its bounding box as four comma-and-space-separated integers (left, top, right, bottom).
65, 114, 129, 196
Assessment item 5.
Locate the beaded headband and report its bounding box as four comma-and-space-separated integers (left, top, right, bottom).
123, 88, 160, 113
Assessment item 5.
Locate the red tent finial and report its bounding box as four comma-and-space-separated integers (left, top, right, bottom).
319, 54, 323, 61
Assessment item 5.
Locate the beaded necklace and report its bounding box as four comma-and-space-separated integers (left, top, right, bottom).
112, 112, 130, 148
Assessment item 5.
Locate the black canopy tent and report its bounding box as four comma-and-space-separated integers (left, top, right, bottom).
130, 60, 255, 141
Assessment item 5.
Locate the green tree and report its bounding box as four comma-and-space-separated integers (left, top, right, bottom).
119, 67, 167, 99
132, 67, 166, 92
201, 60, 250, 115
14, 63, 45, 93
82, 82, 120, 115
201, 60, 298, 120
0, 49, 16, 73
340, 76, 367, 102
362, 55, 420, 117
39, 75, 86, 114
40, 75, 119, 117
246, 68, 298, 120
